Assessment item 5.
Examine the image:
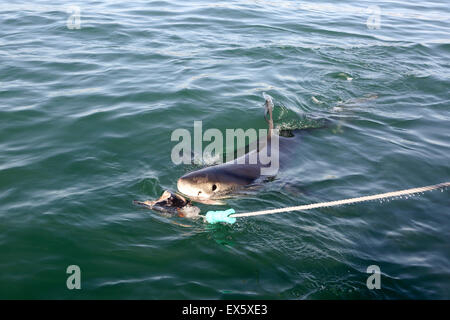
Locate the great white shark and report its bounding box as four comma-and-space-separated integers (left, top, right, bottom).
177, 93, 302, 204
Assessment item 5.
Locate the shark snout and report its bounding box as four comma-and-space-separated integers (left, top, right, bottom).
177, 177, 187, 194
177, 177, 200, 198
177, 175, 213, 200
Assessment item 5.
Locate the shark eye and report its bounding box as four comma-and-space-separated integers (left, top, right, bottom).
212, 184, 217, 191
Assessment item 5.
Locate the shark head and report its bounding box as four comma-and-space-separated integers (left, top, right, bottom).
177, 163, 260, 204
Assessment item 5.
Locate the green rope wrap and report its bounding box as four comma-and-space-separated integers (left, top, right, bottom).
205, 209, 236, 224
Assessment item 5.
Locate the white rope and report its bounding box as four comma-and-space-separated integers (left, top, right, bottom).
230, 182, 449, 218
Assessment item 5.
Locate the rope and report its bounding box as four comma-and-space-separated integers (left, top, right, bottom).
229, 182, 449, 218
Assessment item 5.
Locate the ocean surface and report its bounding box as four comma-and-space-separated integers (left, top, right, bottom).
0, 0, 449, 299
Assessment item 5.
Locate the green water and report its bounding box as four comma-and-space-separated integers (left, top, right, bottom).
0, 0, 449, 299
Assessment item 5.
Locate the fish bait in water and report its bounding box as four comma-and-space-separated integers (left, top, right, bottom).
133, 190, 201, 218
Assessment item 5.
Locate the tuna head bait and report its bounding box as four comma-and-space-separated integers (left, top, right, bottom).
134, 190, 201, 218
